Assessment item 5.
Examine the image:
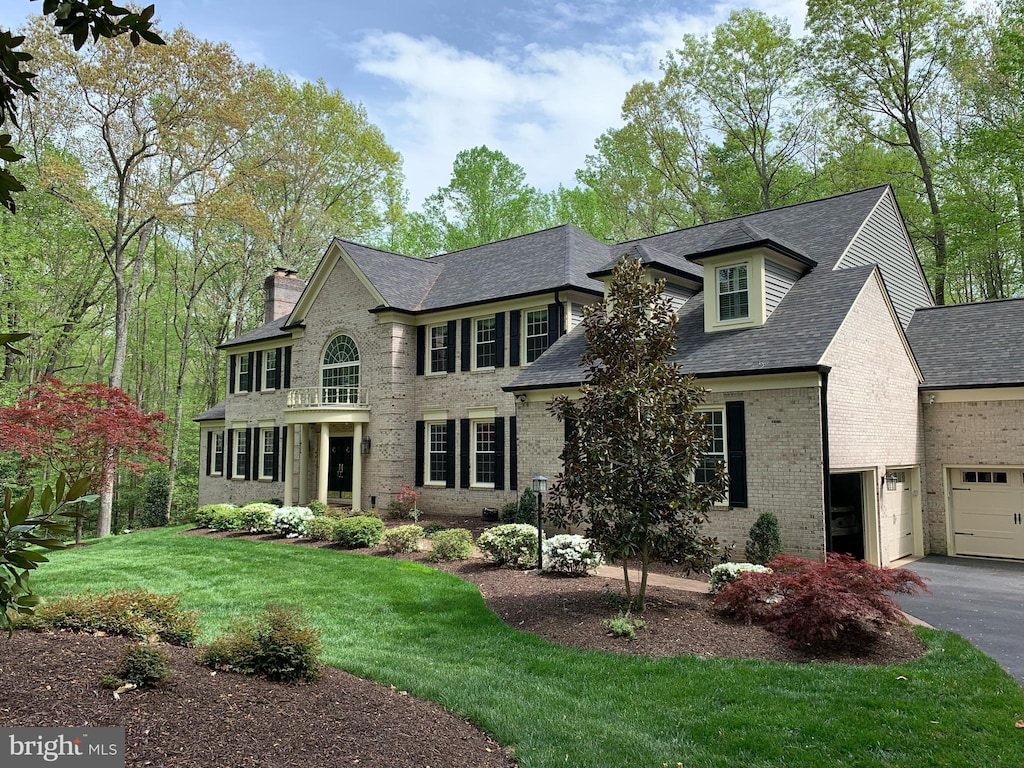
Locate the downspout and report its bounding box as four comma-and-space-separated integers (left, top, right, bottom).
820, 366, 832, 556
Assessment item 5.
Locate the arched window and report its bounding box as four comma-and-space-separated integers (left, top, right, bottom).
322, 335, 360, 404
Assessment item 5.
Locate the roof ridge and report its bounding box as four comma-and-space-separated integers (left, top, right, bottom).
430, 222, 582, 260
914, 296, 1024, 312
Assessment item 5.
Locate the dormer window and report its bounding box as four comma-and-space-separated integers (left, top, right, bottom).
717, 265, 749, 322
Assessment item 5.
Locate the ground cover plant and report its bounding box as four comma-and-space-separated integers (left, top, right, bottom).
10, 528, 1024, 768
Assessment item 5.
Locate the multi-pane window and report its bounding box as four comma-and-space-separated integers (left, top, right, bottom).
260, 430, 276, 479
234, 430, 249, 478
473, 421, 496, 486
429, 325, 448, 374
264, 349, 278, 389
524, 309, 549, 364
717, 264, 749, 322
428, 423, 448, 484
962, 470, 1008, 484
695, 409, 725, 485
236, 354, 251, 392
212, 432, 224, 475
322, 335, 360, 403
475, 317, 496, 369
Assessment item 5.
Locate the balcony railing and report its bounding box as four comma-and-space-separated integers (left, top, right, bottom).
286, 386, 368, 409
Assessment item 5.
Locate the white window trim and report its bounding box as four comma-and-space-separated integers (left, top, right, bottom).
716, 263, 750, 323
264, 349, 278, 390
470, 418, 496, 489
472, 316, 497, 371
427, 323, 449, 375
696, 407, 728, 489
425, 421, 449, 487
523, 307, 548, 366
212, 432, 224, 476
233, 429, 248, 479
703, 253, 767, 333
236, 354, 251, 392
259, 429, 276, 481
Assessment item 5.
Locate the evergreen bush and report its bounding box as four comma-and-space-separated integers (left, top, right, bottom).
746, 512, 783, 565
428, 528, 474, 561
381, 524, 424, 554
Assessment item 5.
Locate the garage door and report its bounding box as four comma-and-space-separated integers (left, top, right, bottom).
950, 468, 1024, 559
884, 470, 914, 562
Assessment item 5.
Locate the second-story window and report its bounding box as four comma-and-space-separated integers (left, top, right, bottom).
717, 264, 749, 322
524, 308, 549, 364
429, 324, 448, 374
237, 354, 251, 392
475, 317, 496, 369
322, 334, 360, 404
264, 349, 279, 389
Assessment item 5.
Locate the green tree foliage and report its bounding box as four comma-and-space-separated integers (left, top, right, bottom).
0, 1, 164, 213
547, 257, 728, 612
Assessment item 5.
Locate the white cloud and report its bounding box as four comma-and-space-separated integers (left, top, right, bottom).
355, 2, 809, 210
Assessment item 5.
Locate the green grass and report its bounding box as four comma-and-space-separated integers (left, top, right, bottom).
27, 528, 1024, 768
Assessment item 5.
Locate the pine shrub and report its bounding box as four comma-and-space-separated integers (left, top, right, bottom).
428, 528, 474, 561
745, 512, 783, 565
713, 553, 929, 648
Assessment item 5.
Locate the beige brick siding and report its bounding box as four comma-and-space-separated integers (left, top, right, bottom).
921, 396, 1024, 554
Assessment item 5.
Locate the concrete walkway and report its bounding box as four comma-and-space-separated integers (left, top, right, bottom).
896, 556, 1024, 685
594, 565, 710, 593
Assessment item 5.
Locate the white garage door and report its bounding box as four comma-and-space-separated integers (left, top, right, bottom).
950, 467, 1024, 560
884, 470, 914, 562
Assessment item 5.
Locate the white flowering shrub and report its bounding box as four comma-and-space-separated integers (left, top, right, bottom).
477, 523, 540, 568
709, 562, 773, 593
542, 534, 603, 575
270, 506, 315, 538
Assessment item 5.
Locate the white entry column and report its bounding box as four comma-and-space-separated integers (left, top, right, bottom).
352, 422, 363, 512
317, 424, 330, 505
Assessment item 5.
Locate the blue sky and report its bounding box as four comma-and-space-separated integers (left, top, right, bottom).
1, 0, 806, 208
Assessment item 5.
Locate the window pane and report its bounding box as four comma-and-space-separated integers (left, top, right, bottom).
476, 318, 496, 368
718, 265, 749, 321
235, 432, 248, 476
429, 423, 448, 483
213, 433, 224, 474
696, 410, 725, 485
262, 431, 276, 478
430, 325, 448, 373
475, 421, 496, 484
525, 309, 548, 363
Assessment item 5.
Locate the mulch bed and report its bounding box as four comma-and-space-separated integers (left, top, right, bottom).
0, 519, 927, 767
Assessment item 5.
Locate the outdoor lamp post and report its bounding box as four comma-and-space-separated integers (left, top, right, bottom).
532, 475, 547, 571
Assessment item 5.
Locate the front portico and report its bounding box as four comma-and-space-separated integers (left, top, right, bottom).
284, 386, 370, 509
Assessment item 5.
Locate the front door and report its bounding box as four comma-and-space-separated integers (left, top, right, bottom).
327, 436, 354, 500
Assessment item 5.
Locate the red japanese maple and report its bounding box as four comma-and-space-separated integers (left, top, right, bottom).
0, 377, 166, 494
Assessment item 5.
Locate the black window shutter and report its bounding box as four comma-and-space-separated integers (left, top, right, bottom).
460, 418, 471, 488
255, 350, 263, 391
228, 355, 236, 394
564, 415, 576, 444
509, 416, 518, 491
461, 318, 471, 371
494, 313, 505, 368
279, 426, 288, 482
446, 320, 457, 372
247, 428, 257, 480
246, 351, 255, 391
509, 310, 521, 367
226, 429, 234, 479
283, 346, 292, 388
725, 401, 748, 508
416, 326, 426, 376
445, 418, 456, 488
206, 431, 213, 476
415, 420, 425, 487
547, 303, 561, 346
494, 417, 505, 490
271, 426, 280, 481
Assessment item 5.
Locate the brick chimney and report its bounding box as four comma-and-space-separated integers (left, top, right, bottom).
264, 267, 304, 323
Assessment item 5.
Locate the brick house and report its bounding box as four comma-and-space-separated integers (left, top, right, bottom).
195, 185, 1024, 564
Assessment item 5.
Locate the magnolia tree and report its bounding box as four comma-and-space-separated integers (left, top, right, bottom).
0, 377, 166, 538
546, 256, 729, 611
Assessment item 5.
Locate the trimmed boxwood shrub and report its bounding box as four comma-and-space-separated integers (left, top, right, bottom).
331, 515, 385, 549
303, 515, 343, 542
428, 528, 474, 561
381, 524, 424, 554
239, 503, 277, 534
194, 503, 237, 528
478, 523, 539, 568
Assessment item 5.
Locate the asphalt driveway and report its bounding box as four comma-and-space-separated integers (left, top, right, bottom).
896, 556, 1024, 685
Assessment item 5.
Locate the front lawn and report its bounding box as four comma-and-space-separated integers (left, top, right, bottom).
25, 528, 1024, 768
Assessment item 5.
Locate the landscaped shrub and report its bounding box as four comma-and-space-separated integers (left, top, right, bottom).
713, 553, 929, 648
502, 488, 537, 524
330, 515, 385, 549
199, 603, 322, 683
381, 524, 424, 554
746, 512, 783, 565
709, 562, 773, 594
238, 503, 277, 533
428, 528, 474, 561
194, 503, 236, 528
387, 483, 421, 521
209, 505, 245, 531
542, 534, 603, 575
303, 515, 343, 542
35, 589, 198, 645
604, 612, 645, 639
477, 523, 539, 568
106, 643, 172, 688
308, 500, 328, 516
271, 506, 314, 538
422, 522, 448, 537
138, 468, 170, 528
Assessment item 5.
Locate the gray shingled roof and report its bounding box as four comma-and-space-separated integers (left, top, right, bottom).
218, 317, 291, 349
592, 243, 704, 283
906, 298, 1024, 388
508, 265, 877, 389
194, 401, 226, 422
337, 239, 442, 310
